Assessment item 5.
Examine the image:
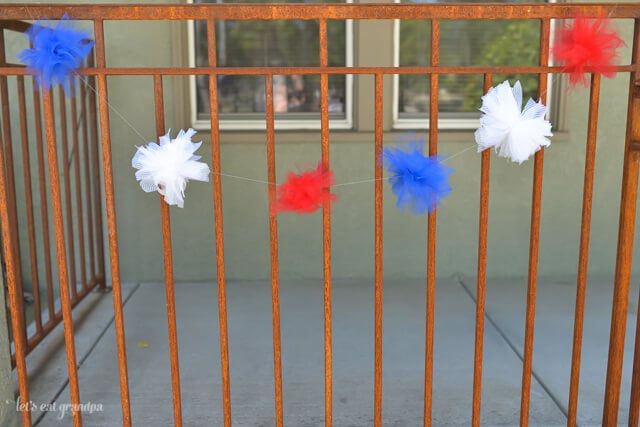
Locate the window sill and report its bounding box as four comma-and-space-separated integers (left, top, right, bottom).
192, 118, 352, 132
393, 118, 480, 131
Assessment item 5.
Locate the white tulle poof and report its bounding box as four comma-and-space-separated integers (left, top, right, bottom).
475, 80, 552, 164
132, 128, 210, 208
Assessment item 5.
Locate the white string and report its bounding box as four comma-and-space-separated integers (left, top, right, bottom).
78, 68, 480, 189
217, 172, 273, 186
332, 177, 386, 188
78, 76, 150, 144
441, 144, 478, 163
214, 141, 477, 189
24, 0, 150, 144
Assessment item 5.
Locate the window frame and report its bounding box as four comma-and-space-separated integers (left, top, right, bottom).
187, 0, 354, 131
391, 0, 558, 131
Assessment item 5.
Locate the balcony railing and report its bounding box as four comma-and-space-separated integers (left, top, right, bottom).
0, 19, 105, 373
1, 3, 640, 427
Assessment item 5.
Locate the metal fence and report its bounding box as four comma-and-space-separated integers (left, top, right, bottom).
1, 3, 640, 427
0, 21, 105, 370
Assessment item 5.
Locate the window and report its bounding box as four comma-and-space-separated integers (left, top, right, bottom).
189, 0, 353, 130
393, 0, 549, 130
188, 0, 557, 132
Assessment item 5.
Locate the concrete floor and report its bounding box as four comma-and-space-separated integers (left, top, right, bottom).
14, 276, 639, 426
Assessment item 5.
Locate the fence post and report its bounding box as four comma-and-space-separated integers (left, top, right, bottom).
602, 18, 640, 426
86, 54, 107, 292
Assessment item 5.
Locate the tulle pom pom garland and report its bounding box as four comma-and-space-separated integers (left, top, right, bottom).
18, 14, 94, 93
382, 138, 453, 215
475, 80, 552, 164
132, 128, 210, 208
273, 163, 337, 214
552, 17, 625, 87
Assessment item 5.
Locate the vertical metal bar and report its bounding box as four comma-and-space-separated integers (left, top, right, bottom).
520, 18, 551, 427
33, 89, 55, 322
373, 72, 384, 427
265, 74, 284, 427
567, 73, 601, 426
424, 18, 439, 427
70, 76, 88, 290
0, 37, 31, 427
206, 19, 232, 427
86, 54, 106, 288
604, 18, 640, 427
0, 30, 25, 332
472, 73, 493, 427
42, 89, 83, 427
319, 18, 333, 427
93, 20, 133, 427
153, 74, 183, 427
17, 75, 43, 333
58, 89, 78, 300
80, 80, 96, 285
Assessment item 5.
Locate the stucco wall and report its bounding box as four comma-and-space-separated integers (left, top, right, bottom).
1, 0, 639, 285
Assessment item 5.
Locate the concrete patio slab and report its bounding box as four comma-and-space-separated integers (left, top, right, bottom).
459, 275, 640, 427
9, 282, 139, 425
34, 279, 565, 426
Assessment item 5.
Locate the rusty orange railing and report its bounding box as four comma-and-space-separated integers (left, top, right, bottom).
0, 21, 104, 368
0, 3, 640, 427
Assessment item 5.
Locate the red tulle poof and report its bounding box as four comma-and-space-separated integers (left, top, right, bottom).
273, 162, 337, 214
553, 17, 625, 87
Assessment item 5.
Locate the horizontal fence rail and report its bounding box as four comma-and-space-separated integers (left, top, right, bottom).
1, 3, 640, 20
0, 3, 638, 427
0, 65, 637, 76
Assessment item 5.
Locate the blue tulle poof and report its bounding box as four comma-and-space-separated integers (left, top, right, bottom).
18, 14, 94, 94
382, 138, 454, 215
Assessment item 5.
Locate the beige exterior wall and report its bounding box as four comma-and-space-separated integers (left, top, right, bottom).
0, 0, 638, 286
